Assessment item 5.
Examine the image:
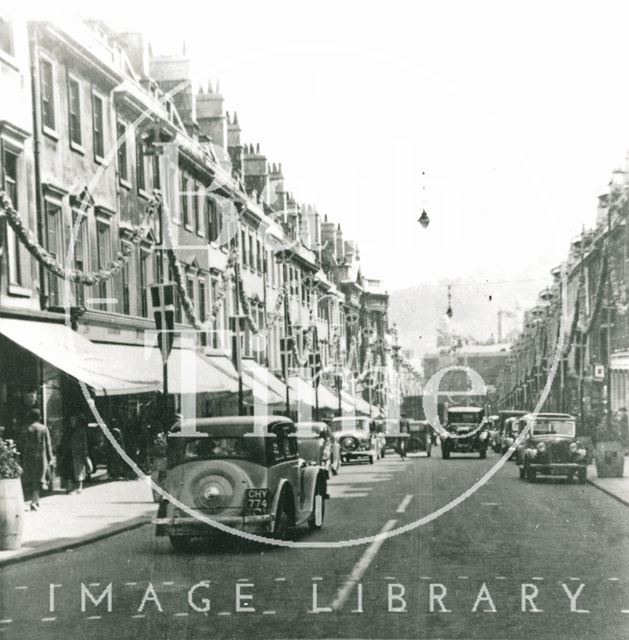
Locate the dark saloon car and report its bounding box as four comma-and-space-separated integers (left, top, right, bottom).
372, 419, 410, 458
406, 420, 433, 457
153, 416, 329, 549
516, 413, 587, 483
440, 407, 489, 459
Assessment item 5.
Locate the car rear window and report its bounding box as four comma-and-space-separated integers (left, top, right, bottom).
168, 437, 256, 467
530, 420, 575, 437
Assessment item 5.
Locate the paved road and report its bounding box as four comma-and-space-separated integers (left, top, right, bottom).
1, 450, 628, 639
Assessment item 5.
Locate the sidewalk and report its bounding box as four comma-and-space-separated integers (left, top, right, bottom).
587, 455, 629, 507
0, 477, 155, 567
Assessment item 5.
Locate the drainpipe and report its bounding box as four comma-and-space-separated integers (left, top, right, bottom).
29, 27, 47, 311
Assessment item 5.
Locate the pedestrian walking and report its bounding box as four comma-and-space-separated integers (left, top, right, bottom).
20, 408, 53, 511
68, 413, 90, 494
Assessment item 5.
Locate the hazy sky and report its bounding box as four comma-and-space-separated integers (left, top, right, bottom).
25, 0, 629, 292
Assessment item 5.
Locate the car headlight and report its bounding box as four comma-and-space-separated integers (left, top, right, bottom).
505, 437, 514, 446
479, 432, 488, 440
526, 448, 537, 458
569, 442, 578, 453
577, 448, 587, 458
537, 442, 546, 453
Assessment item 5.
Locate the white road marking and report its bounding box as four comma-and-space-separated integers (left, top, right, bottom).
237, 578, 251, 582
622, 610, 629, 614
420, 576, 432, 580
396, 494, 414, 513
458, 576, 469, 580
87, 616, 101, 620
0, 620, 12, 624
131, 614, 145, 619
41, 618, 55, 622
330, 519, 397, 611
532, 577, 544, 581
569, 577, 581, 581
125, 582, 137, 586
385, 576, 397, 580
89, 583, 100, 587
14, 586, 27, 590
162, 581, 175, 586
311, 577, 323, 581
481, 502, 501, 506
608, 577, 620, 581
495, 577, 507, 580
262, 611, 276, 615
274, 577, 286, 582
217, 612, 231, 616
174, 612, 188, 617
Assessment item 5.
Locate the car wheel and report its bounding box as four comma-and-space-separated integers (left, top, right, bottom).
169, 535, 192, 552
578, 468, 587, 484
526, 465, 536, 483
308, 481, 326, 530
519, 466, 525, 480
273, 493, 294, 540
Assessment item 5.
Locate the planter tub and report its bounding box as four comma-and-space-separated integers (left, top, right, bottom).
0, 478, 24, 550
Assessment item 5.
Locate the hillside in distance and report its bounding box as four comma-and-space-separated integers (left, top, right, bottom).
389, 277, 545, 358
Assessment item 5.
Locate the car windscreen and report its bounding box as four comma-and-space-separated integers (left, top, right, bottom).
530, 420, 575, 437
449, 412, 482, 424
168, 437, 257, 467
331, 419, 369, 432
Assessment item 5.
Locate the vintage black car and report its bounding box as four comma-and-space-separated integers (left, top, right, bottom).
440, 406, 488, 459
498, 416, 522, 458
515, 413, 587, 483
153, 416, 328, 549
492, 410, 527, 453
406, 420, 433, 457
330, 416, 378, 464
295, 421, 341, 477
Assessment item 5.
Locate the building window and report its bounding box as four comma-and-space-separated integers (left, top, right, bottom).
92, 93, 105, 160
44, 198, 63, 307
3, 150, 20, 286
256, 239, 262, 273
169, 263, 182, 324
120, 255, 130, 315
96, 220, 112, 310
67, 76, 82, 148
193, 183, 200, 234
136, 134, 145, 192
210, 277, 219, 348
186, 275, 195, 326
199, 279, 207, 346
0, 18, 14, 56
208, 197, 220, 243
181, 173, 190, 228
241, 229, 247, 266
154, 250, 163, 286
40, 58, 55, 131
72, 211, 89, 307
152, 153, 160, 189
139, 248, 152, 318
116, 120, 128, 183
249, 232, 254, 271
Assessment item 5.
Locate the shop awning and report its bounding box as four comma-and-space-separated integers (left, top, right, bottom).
0, 318, 159, 396
93, 344, 238, 395
316, 382, 354, 413
241, 359, 287, 405
203, 354, 283, 405
287, 376, 316, 408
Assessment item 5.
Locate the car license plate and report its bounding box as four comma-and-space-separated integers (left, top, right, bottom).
246, 488, 269, 510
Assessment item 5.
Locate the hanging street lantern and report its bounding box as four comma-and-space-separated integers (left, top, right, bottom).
418, 170, 430, 228
445, 284, 453, 318
418, 209, 430, 228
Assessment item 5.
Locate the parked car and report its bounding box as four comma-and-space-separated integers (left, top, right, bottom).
295, 421, 341, 477
406, 420, 433, 457
330, 416, 378, 464
372, 419, 409, 458
153, 416, 329, 550
493, 410, 527, 452
499, 416, 521, 458
516, 413, 587, 483
440, 406, 488, 459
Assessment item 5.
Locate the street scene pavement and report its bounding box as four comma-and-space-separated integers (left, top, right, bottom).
1, 450, 627, 640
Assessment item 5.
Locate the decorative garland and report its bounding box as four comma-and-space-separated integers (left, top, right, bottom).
0, 190, 159, 285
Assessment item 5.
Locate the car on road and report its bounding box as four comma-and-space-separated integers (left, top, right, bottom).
372, 418, 410, 458
330, 416, 378, 464
440, 406, 488, 459
492, 410, 527, 453
406, 420, 433, 457
295, 421, 341, 477
498, 416, 521, 458
515, 413, 587, 483
154, 416, 329, 550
